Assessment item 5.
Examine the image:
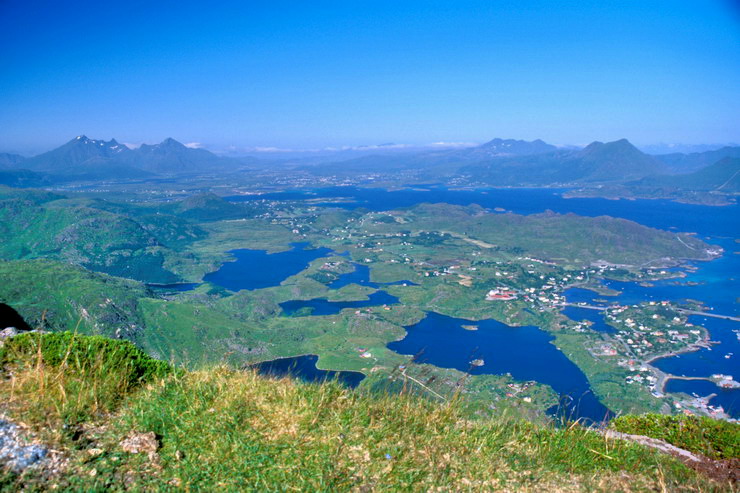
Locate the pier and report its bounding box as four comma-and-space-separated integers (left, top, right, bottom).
558, 303, 740, 322
557, 302, 607, 311
676, 309, 740, 323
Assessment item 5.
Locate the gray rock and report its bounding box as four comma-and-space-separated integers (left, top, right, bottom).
0, 327, 19, 340
0, 419, 49, 472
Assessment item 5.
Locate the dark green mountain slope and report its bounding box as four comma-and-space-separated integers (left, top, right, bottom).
656, 146, 740, 173
632, 157, 740, 192
174, 192, 247, 220
0, 188, 206, 283
0, 169, 49, 188
375, 203, 713, 266
0, 152, 26, 169
0, 185, 64, 204
0, 259, 148, 338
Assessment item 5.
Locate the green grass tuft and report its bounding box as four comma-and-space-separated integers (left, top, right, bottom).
0, 334, 730, 491
611, 414, 740, 461
0, 331, 171, 427
0, 331, 171, 386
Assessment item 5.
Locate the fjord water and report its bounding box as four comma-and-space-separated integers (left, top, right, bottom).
147, 282, 201, 293
203, 242, 332, 291
230, 187, 739, 418
251, 354, 365, 388
231, 187, 740, 417
228, 186, 737, 237
280, 290, 399, 317
560, 304, 616, 333
563, 235, 740, 417
327, 263, 417, 289
388, 312, 612, 423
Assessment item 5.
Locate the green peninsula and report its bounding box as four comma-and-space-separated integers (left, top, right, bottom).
0, 187, 722, 419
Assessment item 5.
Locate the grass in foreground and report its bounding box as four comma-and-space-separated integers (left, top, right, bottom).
0, 333, 732, 491
0, 332, 171, 429
611, 414, 739, 461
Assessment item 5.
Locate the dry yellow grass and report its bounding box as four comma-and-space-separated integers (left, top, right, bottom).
0, 333, 731, 491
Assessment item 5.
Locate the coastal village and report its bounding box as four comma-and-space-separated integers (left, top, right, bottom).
253, 204, 735, 420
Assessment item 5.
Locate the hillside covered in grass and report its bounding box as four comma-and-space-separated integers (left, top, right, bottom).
1, 332, 736, 491
0, 187, 726, 420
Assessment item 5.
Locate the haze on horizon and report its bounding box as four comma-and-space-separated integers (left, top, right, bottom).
1, 0, 739, 156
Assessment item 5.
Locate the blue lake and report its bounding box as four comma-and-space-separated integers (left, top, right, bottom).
147, 282, 202, 293
280, 290, 399, 316
329, 263, 418, 289
388, 312, 612, 423
251, 354, 365, 388
329, 264, 379, 289
203, 242, 332, 291
560, 306, 615, 333
228, 187, 738, 418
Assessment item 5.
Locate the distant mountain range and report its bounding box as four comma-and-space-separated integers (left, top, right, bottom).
654, 146, 740, 174
134, 138, 229, 173
638, 143, 739, 155
1, 135, 258, 181
632, 157, 740, 193
454, 139, 667, 185
565, 156, 740, 205
16, 136, 153, 181
1, 135, 739, 193
0, 152, 27, 168
455, 138, 558, 158
313, 137, 673, 185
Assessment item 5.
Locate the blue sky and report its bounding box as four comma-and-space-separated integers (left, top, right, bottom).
1, 0, 738, 154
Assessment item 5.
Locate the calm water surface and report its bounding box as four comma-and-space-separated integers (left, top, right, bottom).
388, 312, 612, 423
329, 263, 417, 289
227, 186, 737, 237
228, 187, 738, 417
204, 242, 332, 291
562, 235, 739, 417
251, 355, 365, 388
280, 291, 399, 316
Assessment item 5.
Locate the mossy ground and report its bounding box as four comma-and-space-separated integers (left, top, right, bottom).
1, 333, 733, 491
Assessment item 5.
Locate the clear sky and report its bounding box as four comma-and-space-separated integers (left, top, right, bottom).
1, 0, 738, 155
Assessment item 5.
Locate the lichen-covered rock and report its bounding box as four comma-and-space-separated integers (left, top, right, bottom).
120, 431, 159, 455
0, 327, 19, 339
0, 418, 49, 472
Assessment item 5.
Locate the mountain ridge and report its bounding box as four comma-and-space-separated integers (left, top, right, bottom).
632, 157, 740, 192
655, 146, 740, 173
18, 135, 250, 177
0, 152, 27, 169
